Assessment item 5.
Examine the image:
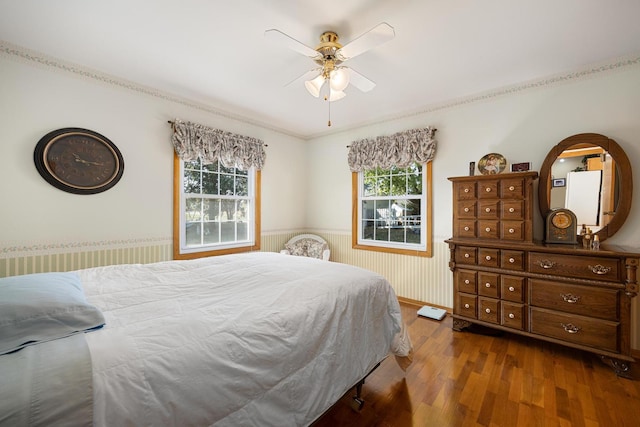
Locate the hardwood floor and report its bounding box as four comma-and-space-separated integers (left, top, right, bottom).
313, 302, 640, 426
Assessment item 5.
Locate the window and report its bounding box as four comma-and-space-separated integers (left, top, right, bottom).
173, 154, 260, 259
352, 161, 432, 257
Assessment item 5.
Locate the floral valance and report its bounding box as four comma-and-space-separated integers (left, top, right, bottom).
170, 119, 266, 170
347, 127, 437, 172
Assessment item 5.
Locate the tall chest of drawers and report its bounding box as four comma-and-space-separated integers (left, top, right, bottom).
446, 172, 638, 377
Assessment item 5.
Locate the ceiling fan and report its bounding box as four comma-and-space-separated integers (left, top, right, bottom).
265, 22, 395, 103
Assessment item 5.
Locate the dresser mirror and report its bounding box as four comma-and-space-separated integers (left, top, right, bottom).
538, 133, 633, 242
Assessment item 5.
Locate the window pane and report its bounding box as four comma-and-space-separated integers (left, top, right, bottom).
363, 176, 376, 197
220, 174, 235, 195
185, 222, 201, 246
204, 199, 220, 221
376, 175, 391, 196
203, 222, 220, 244
183, 169, 201, 194
237, 200, 248, 221
220, 222, 236, 242
185, 198, 202, 222
362, 200, 375, 220
202, 172, 218, 195
376, 200, 391, 228
236, 175, 248, 196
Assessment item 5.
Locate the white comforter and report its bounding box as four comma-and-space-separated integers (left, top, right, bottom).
78, 252, 410, 426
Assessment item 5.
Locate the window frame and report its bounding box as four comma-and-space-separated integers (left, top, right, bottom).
351, 161, 432, 257
173, 153, 260, 260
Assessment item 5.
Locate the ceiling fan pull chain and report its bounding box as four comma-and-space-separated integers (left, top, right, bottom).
326, 94, 331, 127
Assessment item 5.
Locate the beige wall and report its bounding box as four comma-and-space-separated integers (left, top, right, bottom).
1, 47, 639, 349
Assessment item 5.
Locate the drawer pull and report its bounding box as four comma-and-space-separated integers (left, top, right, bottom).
485, 308, 491, 313
508, 257, 515, 263
464, 207, 470, 212
485, 255, 492, 261
508, 228, 515, 234
485, 227, 491, 232
561, 293, 581, 304
464, 188, 470, 193
561, 323, 581, 334
508, 185, 515, 191
538, 260, 556, 269
464, 303, 470, 309
508, 313, 515, 319
464, 226, 470, 231
464, 279, 470, 284
508, 286, 515, 292
485, 283, 491, 288
485, 188, 492, 193
509, 207, 515, 213
464, 253, 470, 258
588, 264, 611, 275
485, 207, 491, 213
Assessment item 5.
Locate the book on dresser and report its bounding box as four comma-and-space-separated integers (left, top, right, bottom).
445, 171, 638, 378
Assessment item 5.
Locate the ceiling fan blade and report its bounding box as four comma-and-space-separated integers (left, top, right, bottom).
264, 29, 321, 59
284, 68, 321, 87
337, 22, 395, 61
346, 68, 376, 92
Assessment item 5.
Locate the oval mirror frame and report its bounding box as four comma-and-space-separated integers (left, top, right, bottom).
538, 133, 633, 242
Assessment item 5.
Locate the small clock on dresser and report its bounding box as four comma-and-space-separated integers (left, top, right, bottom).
34, 128, 124, 195
545, 208, 578, 244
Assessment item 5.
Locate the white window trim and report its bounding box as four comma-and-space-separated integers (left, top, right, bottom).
177, 160, 257, 256
356, 167, 427, 251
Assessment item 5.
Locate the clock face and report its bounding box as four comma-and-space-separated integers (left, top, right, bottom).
34, 128, 124, 194
551, 212, 572, 229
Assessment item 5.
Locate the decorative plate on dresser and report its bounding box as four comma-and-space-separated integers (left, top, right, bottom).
446, 135, 638, 378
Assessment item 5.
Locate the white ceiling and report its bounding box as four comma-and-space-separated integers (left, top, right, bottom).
2, 0, 640, 139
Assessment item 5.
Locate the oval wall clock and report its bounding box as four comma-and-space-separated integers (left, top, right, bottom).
33, 127, 124, 195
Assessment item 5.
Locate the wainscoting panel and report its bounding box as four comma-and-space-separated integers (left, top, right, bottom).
0, 240, 173, 278
2, 233, 452, 309
262, 231, 453, 309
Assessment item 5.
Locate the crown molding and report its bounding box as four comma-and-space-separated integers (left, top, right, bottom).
0, 41, 306, 140
2, 41, 639, 141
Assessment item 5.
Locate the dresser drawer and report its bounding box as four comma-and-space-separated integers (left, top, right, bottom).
478, 248, 499, 268
455, 246, 477, 265
501, 302, 525, 330
529, 252, 619, 282
530, 308, 619, 353
501, 276, 525, 302
455, 269, 477, 294
529, 279, 619, 321
501, 221, 524, 241
478, 298, 500, 324
478, 220, 500, 239
478, 272, 500, 298
457, 201, 477, 218
478, 200, 500, 218
457, 220, 476, 238
500, 177, 525, 199
501, 250, 524, 271
455, 182, 476, 200
478, 180, 499, 199
456, 293, 477, 318
501, 200, 524, 220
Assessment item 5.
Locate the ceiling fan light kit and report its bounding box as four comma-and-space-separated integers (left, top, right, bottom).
266, 22, 395, 126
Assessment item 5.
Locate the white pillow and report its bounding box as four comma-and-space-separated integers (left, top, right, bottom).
0, 272, 105, 355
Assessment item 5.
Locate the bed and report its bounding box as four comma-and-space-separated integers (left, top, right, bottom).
0, 251, 412, 426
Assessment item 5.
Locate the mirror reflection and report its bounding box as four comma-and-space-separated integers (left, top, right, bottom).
549, 144, 618, 234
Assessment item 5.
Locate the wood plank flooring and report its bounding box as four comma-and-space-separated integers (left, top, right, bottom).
313, 302, 640, 426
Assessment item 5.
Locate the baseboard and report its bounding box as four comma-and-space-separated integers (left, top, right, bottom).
397, 296, 451, 313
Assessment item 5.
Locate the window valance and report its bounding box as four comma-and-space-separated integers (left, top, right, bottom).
170, 119, 266, 170
347, 127, 436, 172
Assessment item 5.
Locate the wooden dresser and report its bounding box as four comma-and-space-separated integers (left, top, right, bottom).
446, 172, 638, 378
